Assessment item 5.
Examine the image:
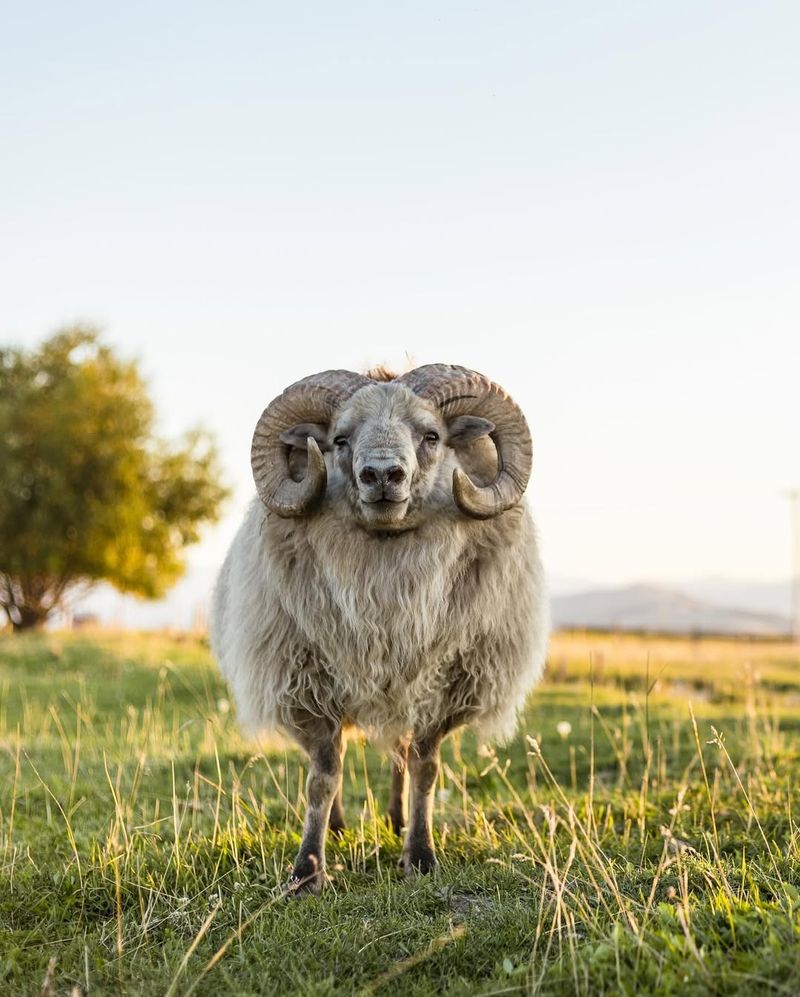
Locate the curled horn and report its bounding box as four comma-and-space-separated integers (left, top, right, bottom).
398, 364, 532, 519
251, 370, 371, 517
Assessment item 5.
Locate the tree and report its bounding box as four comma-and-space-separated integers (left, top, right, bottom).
0, 327, 229, 630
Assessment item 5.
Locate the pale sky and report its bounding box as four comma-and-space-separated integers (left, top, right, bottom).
2, 1, 799, 597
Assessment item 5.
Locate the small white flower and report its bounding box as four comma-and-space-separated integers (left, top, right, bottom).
217, 697, 230, 714
437, 788, 451, 802
668, 804, 690, 816
556, 721, 572, 740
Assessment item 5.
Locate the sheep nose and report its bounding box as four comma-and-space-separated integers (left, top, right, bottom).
359, 464, 406, 488
385, 465, 406, 485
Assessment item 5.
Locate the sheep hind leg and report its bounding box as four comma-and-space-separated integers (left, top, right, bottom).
400, 733, 442, 877
388, 740, 409, 834
328, 734, 349, 835
329, 780, 346, 836
286, 714, 344, 896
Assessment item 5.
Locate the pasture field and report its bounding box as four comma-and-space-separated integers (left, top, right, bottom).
0, 630, 799, 996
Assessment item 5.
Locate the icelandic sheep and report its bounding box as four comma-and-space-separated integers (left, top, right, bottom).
211, 364, 548, 893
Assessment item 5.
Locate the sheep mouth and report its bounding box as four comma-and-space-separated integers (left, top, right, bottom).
356, 496, 411, 529
359, 497, 407, 506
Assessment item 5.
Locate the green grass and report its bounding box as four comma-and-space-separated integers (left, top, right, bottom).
1, 630, 799, 996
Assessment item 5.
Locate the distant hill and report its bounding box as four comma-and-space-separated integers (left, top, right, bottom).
678, 578, 792, 620
552, 583, 792, 637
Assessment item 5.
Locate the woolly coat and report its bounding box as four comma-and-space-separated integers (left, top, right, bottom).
211, 490, 548, 746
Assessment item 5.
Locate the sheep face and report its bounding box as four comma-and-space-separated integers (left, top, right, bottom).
283, 383, 494, 532
252, 364, 533, 523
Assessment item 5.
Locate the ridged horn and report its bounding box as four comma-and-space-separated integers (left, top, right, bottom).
251, 370, 371, 517
397, 364, 532, 519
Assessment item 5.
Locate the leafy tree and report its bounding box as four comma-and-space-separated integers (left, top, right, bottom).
0, 327, 229, 630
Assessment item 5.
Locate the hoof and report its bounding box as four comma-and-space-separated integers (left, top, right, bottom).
287, 854, 325, 897
399, 847, 437, 878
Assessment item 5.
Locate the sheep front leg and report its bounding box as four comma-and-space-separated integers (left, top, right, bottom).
400, 733, 442, 876
287, 716, 343, 896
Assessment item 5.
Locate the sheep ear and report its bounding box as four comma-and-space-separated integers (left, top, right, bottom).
446, 415, 494, 446
279, 423, 330, 451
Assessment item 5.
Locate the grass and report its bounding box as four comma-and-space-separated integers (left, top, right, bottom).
0, 629, 799, 995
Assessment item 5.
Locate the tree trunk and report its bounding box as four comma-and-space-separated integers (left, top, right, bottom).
2, 573, 71, 632
9, 606, 51, 632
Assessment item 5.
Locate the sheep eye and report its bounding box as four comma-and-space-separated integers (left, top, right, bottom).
334, 436, 348, 448
424, 431, 440, 444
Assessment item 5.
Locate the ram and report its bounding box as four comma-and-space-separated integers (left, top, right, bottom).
211, 364, 548, 894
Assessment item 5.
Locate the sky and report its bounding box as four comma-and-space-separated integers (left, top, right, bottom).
2, 0, 799, 614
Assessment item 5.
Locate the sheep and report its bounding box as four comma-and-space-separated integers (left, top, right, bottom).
211, 364, 548, 894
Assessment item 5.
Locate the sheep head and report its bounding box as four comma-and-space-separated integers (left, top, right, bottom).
251, 365, 532, 529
